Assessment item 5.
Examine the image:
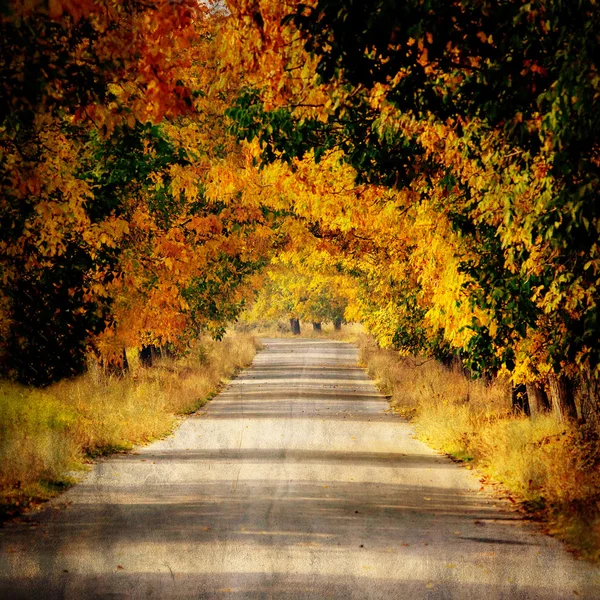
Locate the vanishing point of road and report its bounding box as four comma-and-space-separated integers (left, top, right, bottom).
1, 339, 599, 599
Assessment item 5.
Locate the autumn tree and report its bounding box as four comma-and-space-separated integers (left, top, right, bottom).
220, 0, 600, 423
0, 1, 276, 384
245, 242, 354, 334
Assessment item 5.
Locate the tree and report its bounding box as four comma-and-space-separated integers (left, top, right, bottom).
0, 1, 276, 383
221, 1, 600, 421
246, 246, 353, 334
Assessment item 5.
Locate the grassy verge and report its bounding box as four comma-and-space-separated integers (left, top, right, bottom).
359, 334, 600, 562
0, 334, 258, 519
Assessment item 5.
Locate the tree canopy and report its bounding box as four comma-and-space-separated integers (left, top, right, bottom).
1, 0, 599, 423
223, 1, 600, 389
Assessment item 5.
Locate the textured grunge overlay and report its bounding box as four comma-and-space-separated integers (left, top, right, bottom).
1, 340, 599, 599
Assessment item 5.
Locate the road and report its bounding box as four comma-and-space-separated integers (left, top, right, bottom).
1, 338, 599, 599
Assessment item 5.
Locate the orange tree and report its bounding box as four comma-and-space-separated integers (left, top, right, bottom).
85, 120, 273, 365
0, 1, 275, 384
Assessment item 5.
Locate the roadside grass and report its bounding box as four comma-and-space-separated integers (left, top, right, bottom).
0, 334, 258, 519
359, 334, 600, 562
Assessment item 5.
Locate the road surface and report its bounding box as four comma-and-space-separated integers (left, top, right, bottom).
1, 339, 599, 599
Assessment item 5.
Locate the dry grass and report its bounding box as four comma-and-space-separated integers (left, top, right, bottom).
0, 334, 258, 517
359, 334, 600, 562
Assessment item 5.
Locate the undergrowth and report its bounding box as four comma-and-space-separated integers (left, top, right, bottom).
359, 334, 600, 562
0, 334, 258, 518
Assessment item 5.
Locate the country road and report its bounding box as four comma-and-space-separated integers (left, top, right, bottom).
1, 338, 599, 599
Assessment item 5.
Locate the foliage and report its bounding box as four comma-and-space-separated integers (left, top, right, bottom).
1, 0, 598, 416
0, 1, 275, 383
248, 246, 352, 327
223, 0, 600, 395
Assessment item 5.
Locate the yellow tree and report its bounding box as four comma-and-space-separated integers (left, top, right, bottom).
219, 0, 600, 421
248, 251, 353, 334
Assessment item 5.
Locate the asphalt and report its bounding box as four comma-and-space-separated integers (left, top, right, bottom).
1, 338, 599, 599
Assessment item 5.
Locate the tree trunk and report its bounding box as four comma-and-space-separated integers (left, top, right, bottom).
312, 322, 322, 332
578, 369, 600, 429
511, 384, 530, 416
547, 373, 578, 422
526, 382, 551, 418
139, 347, 151, 368
160, 344, 176, 359
333, 318, 343, 331
439, 351, 463, 373
139, 344, 159, 368
290, 318, 301, 335
438, 352, 455, 370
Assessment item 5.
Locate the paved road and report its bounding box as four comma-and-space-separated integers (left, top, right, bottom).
1, 339, 599, 599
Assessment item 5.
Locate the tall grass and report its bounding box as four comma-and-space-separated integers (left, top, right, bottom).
359, 334, 600, 562
0, 334, 258, 517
